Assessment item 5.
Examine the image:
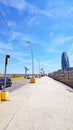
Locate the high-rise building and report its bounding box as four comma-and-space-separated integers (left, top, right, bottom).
61, 52, 70, 70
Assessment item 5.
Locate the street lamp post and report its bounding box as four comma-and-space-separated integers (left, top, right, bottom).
37, 58, 41, 78
26, 41, 35, 83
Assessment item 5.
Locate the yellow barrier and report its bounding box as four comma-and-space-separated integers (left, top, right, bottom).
10, 76, 24, 81
0, 92, 1, 102
1, 91, 9, 101
0, 75, 3, 77
30, 78, 36, 83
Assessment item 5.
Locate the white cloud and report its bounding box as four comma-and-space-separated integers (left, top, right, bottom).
27, 16, 38, 26
39, 59, 60, 73
0, 0, 26, 10
9, 31, 37, 45
0, 42, 12, 50
0, 41, 31, 72
0, 0, 55, 18
7, 21, 16, 27
68, 44, 73, 55
1, 0, 73, 20
10, 51, 29, 60
68, 43, 73, 66
47, 35, 73, 53
26, 3, 54, 18
53, 36, 73, 46
0, 41, 28, 57
43, 1, 73, 19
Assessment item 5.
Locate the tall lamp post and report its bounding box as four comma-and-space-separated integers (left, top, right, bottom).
37, 58, 41, 78
26, 41, 35, 83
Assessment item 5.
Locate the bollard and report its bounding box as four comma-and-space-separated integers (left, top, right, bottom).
0, 92, 1, 102
30, 78, 35, 83
1, 91, 9, 101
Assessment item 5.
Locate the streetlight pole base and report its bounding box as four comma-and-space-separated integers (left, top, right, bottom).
30, 77, 35, 83
1, 91, 9, 101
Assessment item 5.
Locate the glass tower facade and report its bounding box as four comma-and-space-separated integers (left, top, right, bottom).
61, 52, 70, 70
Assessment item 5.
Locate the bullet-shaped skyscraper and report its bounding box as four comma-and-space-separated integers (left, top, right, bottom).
61, 52, 70, 70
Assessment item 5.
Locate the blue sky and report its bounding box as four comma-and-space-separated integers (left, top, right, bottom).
0, 0, 73, 74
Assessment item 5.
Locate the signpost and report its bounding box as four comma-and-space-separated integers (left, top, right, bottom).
24, 66, 29, 78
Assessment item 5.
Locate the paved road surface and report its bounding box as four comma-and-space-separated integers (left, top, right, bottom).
0, 76, 73, 130
6, 78, 30, 92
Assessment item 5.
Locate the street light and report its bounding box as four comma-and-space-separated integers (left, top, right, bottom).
37, 58, 41, 78
26, 41, 35, 83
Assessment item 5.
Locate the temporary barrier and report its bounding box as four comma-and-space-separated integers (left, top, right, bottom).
1, 91, 9, 101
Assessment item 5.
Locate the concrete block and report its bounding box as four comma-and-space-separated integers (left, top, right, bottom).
30, 78, 36, 83
1, 91, 9, 101
0, 92, 1, 102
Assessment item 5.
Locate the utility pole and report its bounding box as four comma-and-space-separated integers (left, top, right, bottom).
26, 41, 35, 83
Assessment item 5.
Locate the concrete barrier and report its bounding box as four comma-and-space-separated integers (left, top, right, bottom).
1, 91, 9, 101
0, 92, 1, 102
10, 76, 24, 81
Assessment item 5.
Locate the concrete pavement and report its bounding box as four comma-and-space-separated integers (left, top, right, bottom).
0, 76, 73, 130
